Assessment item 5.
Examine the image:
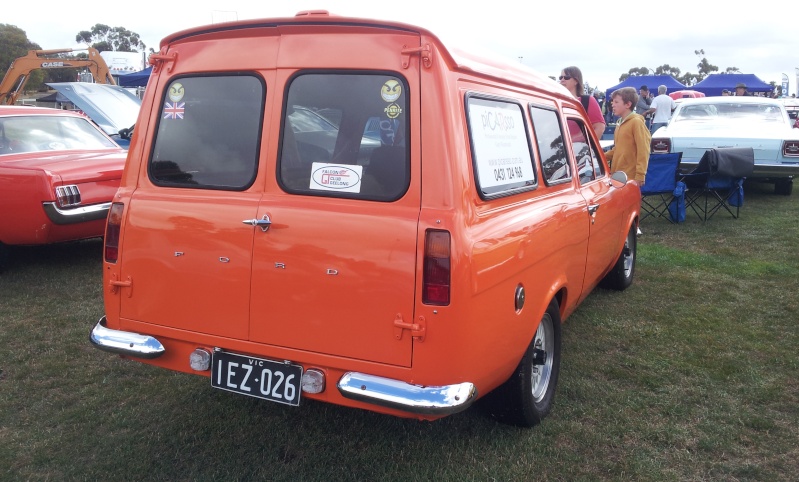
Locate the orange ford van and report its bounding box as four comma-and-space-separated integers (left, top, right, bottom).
90, 11, 640, 427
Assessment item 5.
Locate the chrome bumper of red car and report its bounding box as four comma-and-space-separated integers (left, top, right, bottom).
337, 372, 477, 416
42, 201, 111, 225
89, 316, 166, 359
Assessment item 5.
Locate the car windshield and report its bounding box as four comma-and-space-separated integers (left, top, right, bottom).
0, 115, 118, 155
674, 103, 784, 122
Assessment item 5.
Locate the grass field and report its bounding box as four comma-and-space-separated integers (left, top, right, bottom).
1, 182, 797, 481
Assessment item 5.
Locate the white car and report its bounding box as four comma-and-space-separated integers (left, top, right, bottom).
44, 82, 141, 149
650, 97, 799, 195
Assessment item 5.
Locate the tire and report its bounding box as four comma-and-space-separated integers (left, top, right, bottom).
775, 179, 793, 196
600, 224, 636, 291
483, 299, 562, 427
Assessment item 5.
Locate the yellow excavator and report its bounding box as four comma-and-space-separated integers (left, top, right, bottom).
0, 47, 115, 105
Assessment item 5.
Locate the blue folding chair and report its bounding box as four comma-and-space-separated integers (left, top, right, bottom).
683, 148, 754, 221
641, 152, 684, 223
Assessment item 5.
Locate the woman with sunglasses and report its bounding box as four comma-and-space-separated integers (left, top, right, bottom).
559, 66, 606, 139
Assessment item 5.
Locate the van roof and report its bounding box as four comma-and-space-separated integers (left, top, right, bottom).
157, 10, 570, 101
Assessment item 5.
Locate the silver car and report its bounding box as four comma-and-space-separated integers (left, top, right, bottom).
650, 97, 799, 195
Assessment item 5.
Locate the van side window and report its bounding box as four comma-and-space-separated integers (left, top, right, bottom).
529, 105, 571, 185
149, 76, 264, 189
279, 73, 409, 202
465, 95, 537, 198
566, 118, 605, 184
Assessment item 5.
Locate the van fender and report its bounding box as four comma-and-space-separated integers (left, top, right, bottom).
526, 278, 568, 336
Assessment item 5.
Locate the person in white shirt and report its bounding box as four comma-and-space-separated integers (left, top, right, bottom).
644, 85, 676, 133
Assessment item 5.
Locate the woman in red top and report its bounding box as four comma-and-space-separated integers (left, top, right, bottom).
559, 66, 606, 139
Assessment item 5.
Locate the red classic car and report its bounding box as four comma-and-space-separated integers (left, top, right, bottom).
0, 105, 127, 271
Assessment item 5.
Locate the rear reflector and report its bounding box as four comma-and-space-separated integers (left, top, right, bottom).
105, 203, 124, 263
423, 230, 451, 305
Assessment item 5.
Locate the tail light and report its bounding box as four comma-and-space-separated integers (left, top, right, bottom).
783, 140, 799, 157
423, 230, 451, 305
651, 138, 671, 153
55, 185, 81, 207
104, 203, 124, 263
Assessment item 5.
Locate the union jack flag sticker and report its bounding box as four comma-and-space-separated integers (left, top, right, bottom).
163, 102, 185, 119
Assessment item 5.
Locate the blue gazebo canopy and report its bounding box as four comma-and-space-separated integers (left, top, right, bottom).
604, 75, 687, 99
118, 67, 152, 87
691, 74, 773, 97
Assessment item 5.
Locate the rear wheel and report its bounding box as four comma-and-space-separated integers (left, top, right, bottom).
484, 299, 562, 427
600, 224, 636, 291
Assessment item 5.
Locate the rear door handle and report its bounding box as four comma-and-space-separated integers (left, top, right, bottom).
242, 214, 271, 232
588, 204, 600, 215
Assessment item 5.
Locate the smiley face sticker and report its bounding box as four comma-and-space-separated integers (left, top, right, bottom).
168, 82, 185, 102
380, 80, 402, 102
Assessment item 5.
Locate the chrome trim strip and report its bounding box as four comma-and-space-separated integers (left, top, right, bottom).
337, 372, 477, 416
89, 316, 166, 359
42, 201, 111, 225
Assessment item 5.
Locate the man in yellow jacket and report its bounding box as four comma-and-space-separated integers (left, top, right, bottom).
604, 86, 651, 186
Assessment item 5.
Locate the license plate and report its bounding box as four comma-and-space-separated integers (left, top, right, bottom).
211, 350, 302, 406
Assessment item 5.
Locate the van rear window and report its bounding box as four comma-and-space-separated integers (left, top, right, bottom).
278, 73, 409, 202
149, 75, 264, 190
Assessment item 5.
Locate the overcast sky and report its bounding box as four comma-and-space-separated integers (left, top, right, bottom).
6, 0, 798, 94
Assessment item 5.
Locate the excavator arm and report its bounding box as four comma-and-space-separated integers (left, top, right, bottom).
0, 47, 116, 105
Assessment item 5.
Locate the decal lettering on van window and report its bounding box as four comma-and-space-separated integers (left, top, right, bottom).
310, 163, 363, 193
384, 103, 402, 119
467, 96, 536, 197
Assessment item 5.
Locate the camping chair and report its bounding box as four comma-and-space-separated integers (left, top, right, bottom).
640, 152, 684, 223
683, 147, 754, 221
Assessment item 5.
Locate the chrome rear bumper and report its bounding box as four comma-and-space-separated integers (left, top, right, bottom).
90, 317, 477, 416
43, 201, 111, 225
338, 372, 477, 416
89, 316, 165, 359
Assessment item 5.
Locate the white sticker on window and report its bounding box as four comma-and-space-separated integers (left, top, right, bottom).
310, 163, 363, 193
468, 99, 535, 191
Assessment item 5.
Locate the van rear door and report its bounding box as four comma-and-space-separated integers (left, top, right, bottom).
248, 34, 421, 367
118, 71, 269, 339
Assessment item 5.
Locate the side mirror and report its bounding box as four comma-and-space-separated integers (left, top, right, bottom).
610, 170, 628, 188
118, 124, 135, 140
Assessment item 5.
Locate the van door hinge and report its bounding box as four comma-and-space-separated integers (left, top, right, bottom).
149, 51, 178, 73
109, 273, 133, 297
401, 44, 432, 69
393, 314, 426, 342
